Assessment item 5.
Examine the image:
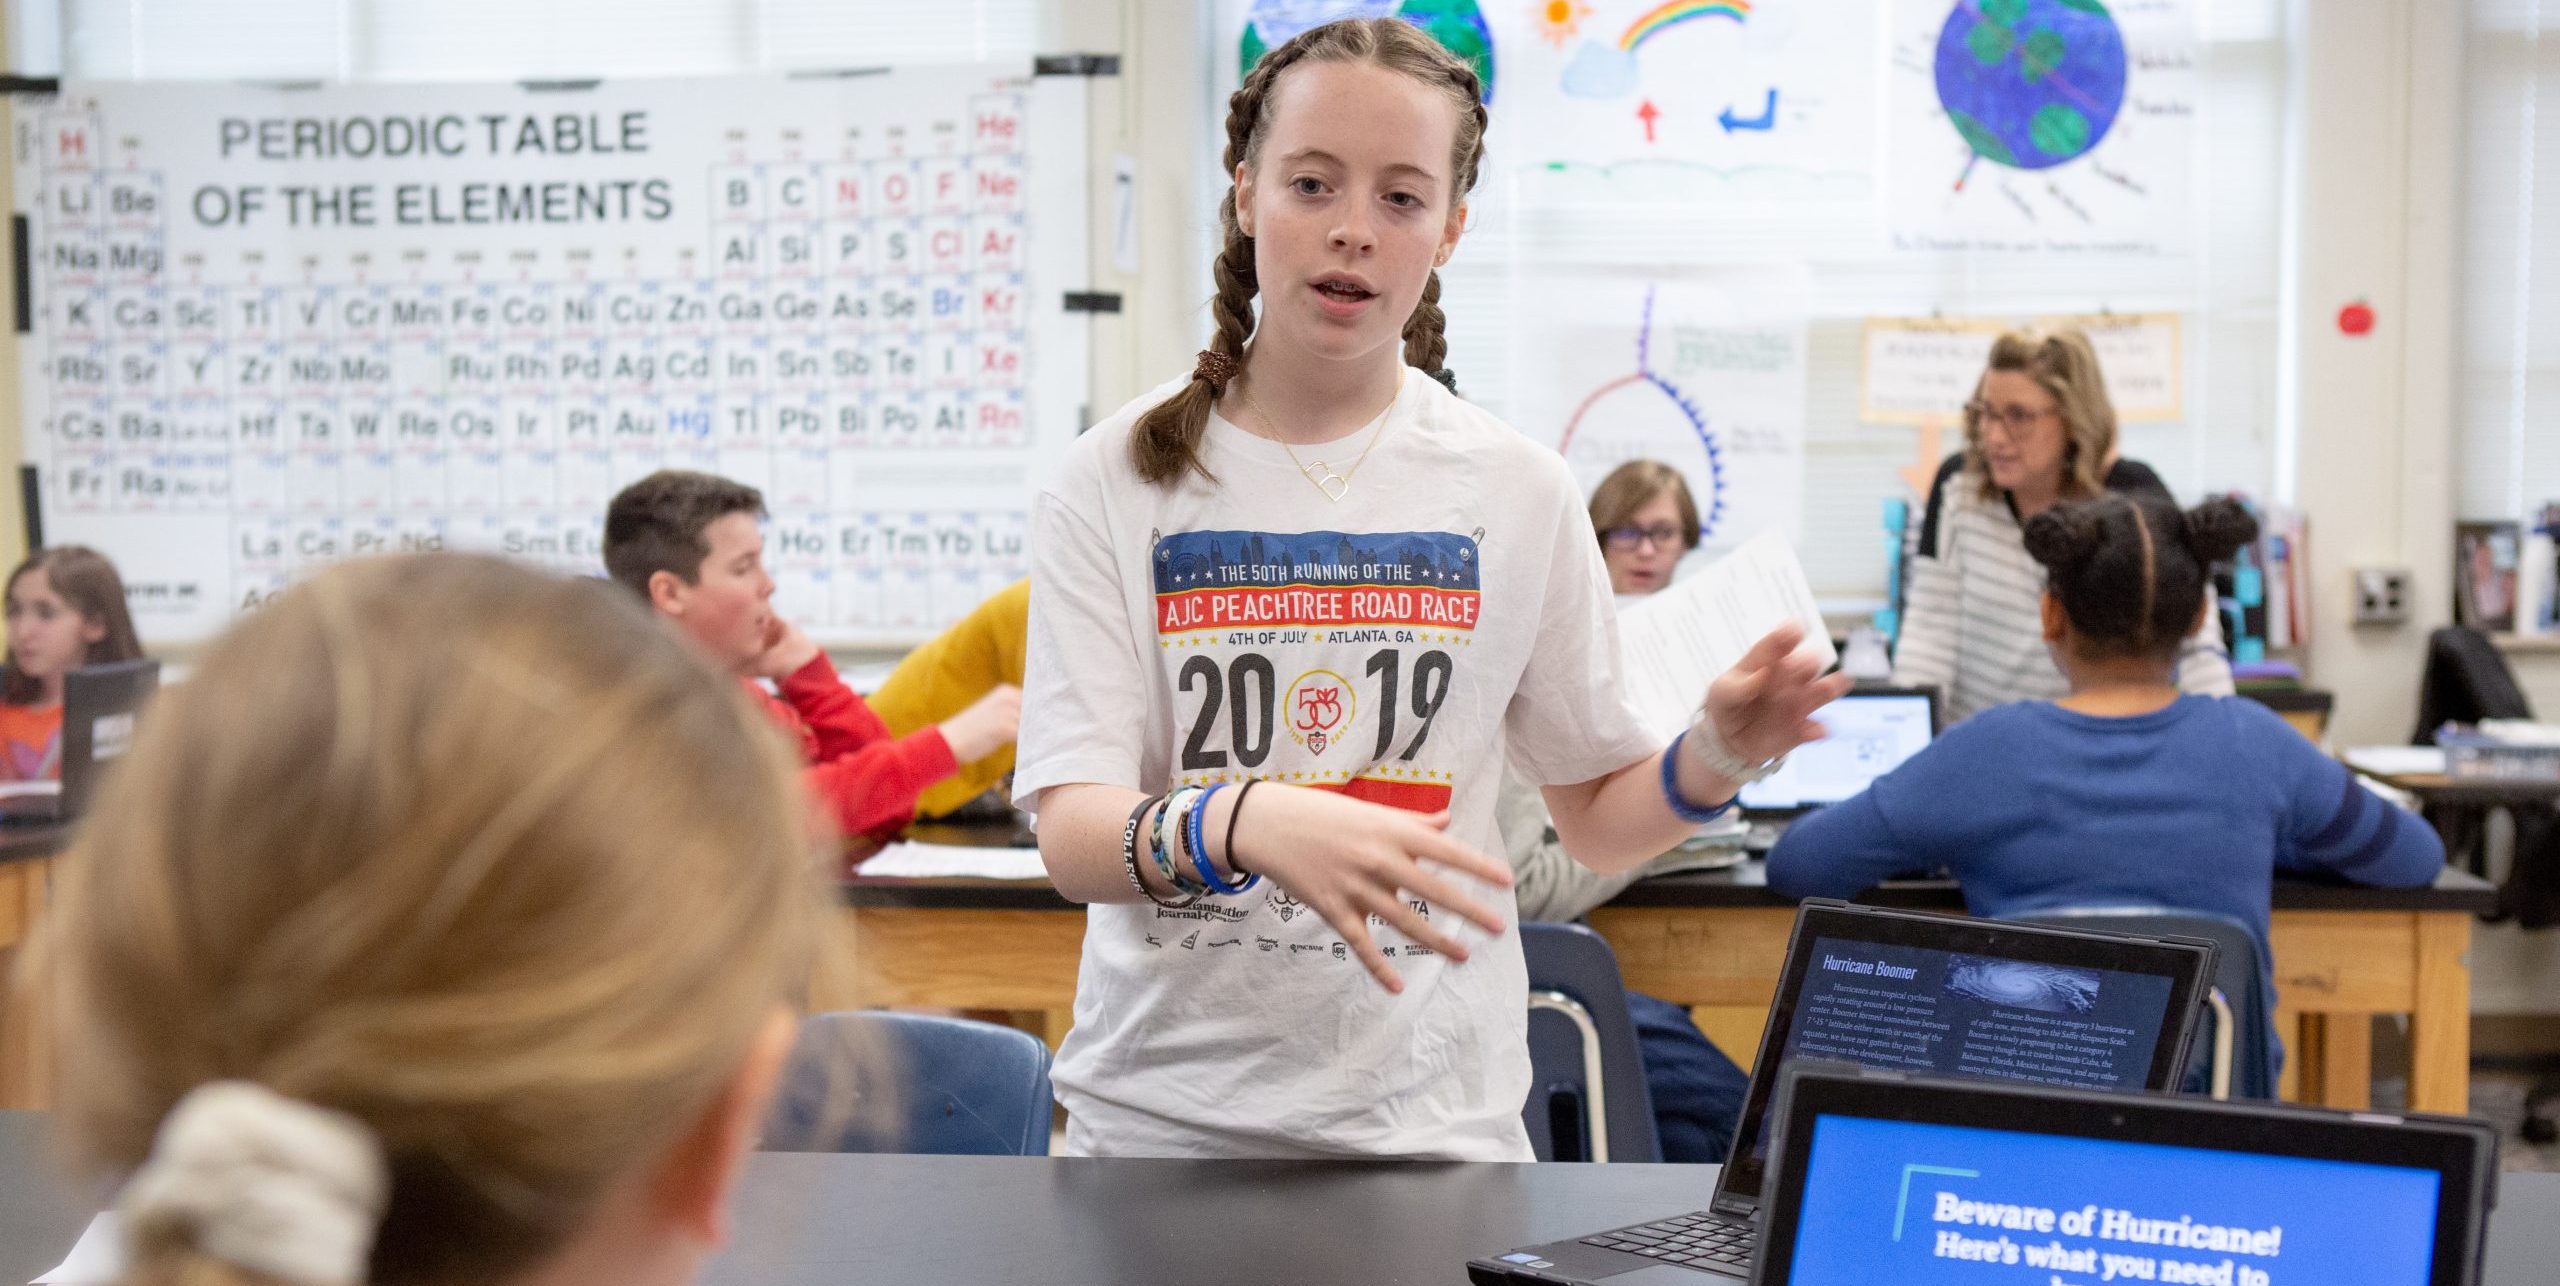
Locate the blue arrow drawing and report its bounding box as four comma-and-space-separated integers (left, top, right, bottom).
1719, 88, 1777, 133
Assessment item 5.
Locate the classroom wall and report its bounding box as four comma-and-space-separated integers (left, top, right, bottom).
2519, 654, 2560, 715
1062, 0, 1207, 423
2192, 0, 2560, 1017
2228, 0, 2452, 752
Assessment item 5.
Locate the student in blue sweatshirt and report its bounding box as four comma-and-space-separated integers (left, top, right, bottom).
1769, 493, 2444, 1014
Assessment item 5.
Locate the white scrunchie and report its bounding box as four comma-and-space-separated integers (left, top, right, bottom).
116, 1080, 390, 1286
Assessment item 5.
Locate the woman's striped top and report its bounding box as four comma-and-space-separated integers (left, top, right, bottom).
1893, 463, 2234, 722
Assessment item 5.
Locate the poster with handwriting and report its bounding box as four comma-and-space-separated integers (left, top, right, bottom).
1860, 312, 2180, 424
1506, 265, 1810, 561
1884, 0, 2199, 256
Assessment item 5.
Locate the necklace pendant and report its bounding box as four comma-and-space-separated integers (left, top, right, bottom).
1302, 461, 1350, 502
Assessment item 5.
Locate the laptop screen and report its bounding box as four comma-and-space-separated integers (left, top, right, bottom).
1754, 1072, 2495, 1286
1783, 1114, 2446, 1286
1739, 692, 1933, 811
61, 659, 161, 820
1717, 906, 2209, 1206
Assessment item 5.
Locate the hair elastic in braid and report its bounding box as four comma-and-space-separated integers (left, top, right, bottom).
1192, 349, 1241, 393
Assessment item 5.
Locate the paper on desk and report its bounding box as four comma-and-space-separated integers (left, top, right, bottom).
1615, 531, 1837, 741
2479, 719, 2560, 746
1649, 846, 1749, 875
2343, 746, 2447, 777
34, 1212, 120, 1284
855, 841, 1048, 881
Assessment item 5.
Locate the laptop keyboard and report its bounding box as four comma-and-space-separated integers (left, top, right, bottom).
1583, 1210, 1755, 1270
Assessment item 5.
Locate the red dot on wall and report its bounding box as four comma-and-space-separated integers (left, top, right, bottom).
2338, 301, 2377, 336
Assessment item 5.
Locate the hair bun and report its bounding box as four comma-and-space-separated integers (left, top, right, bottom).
2182, 496, 2260, 566
2022, 502, 2108, 573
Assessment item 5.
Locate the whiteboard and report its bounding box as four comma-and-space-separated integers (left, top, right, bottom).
10, 69, 1089, 646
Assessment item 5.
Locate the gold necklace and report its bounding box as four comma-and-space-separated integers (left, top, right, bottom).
1233, 367, 1403, 503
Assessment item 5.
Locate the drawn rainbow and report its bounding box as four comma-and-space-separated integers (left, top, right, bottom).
1618, 0, 1749, 52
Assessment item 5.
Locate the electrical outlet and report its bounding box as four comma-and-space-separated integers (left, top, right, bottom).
2352, 567, 2412, 625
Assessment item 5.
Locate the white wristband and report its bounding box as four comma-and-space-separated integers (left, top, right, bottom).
1684, 708, 1786, 784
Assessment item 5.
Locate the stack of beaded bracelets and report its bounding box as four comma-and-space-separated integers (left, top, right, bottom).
1117, 781, 1262, 907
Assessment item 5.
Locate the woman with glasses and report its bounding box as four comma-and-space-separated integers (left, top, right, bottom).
1588, 460, 1701, 598
1893, 328, 2234, 722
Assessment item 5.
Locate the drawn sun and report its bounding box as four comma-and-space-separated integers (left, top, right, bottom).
1531, 0, 1591, 48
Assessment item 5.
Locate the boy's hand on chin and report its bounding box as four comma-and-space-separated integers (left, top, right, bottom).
750, 616, 820, 680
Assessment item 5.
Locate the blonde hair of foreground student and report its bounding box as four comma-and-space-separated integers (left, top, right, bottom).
27, 553, 830, 1286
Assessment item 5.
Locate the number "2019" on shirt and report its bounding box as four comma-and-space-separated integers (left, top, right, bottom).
1177, 647, 1454, 771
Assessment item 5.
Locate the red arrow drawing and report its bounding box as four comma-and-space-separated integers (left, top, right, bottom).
1636, 99, 1660, 143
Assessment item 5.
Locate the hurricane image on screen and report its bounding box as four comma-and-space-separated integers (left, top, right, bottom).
1944, 955, 2102, 1014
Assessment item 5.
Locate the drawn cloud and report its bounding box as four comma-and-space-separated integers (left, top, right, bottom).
1560, 43, 1638, 100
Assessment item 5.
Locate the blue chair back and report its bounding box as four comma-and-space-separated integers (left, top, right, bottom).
764, 1011, 1054, 1156
1521, 921, 1661, 1162
2005, 906, 2276, 1100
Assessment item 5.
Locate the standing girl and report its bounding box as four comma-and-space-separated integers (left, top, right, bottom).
1, 546, 142, 781
1015, 18, 1843, 1160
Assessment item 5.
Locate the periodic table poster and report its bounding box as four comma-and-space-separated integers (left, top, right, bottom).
10, 70, 1089, 645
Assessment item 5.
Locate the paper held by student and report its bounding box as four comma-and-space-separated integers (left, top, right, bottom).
1616, 531, 1836, 744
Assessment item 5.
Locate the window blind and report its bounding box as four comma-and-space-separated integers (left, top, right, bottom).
2459, 0, 2560, 523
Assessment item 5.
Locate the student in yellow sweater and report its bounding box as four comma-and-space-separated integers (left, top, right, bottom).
867, 578, 1029, 819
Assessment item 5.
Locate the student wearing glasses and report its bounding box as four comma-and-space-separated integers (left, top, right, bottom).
1497, 458, 1748, 1162
1894, 329, 2233, 722
1588, 459, 1699, 600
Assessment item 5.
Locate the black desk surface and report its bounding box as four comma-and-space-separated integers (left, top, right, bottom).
857, 822, 2501, 916
4, 1111, 2555, 1285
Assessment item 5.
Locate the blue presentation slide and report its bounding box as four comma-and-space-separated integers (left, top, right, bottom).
1782, 1115, 2441, 1286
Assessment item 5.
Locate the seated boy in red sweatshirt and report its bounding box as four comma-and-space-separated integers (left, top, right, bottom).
603, 470, 1019, 842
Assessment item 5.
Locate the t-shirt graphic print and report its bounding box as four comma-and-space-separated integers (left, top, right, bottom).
1154, 527, 1480, 814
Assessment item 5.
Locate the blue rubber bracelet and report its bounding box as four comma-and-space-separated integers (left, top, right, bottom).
1185, 783, 1256, 894
1660, 730, 1738, 825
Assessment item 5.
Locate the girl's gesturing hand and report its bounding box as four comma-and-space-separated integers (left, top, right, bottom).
1703, 622, 1851, 766
1231, 785, 1514, 993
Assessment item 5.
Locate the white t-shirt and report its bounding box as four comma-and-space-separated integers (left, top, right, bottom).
1013, 369, 1659, 1160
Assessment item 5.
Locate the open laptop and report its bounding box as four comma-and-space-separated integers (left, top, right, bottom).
0, 658, 160, 824
1470, 901, 2215, 1284
1739, 689, 1935, 852
1748, 1065, 2499, 1286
